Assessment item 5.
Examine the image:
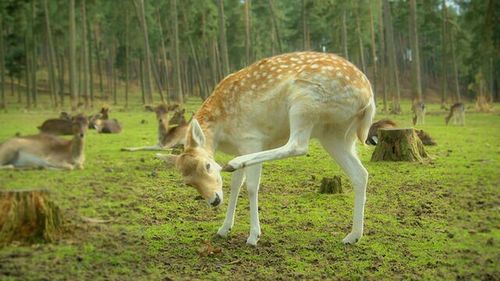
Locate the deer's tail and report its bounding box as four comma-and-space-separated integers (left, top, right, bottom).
356, 97, 376, 144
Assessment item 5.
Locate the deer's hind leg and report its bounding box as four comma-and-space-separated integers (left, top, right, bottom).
319, 133, 368, 244
223, 106, 315, 171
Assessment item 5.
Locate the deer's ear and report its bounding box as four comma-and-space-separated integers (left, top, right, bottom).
190, 119, 205, 147
156, 153, 178, 167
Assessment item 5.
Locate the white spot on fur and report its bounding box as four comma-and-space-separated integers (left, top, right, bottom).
311, 64, 319, 69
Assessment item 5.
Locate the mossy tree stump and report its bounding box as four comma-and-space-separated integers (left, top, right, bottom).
371, 128, 428, 162
319, 176, 343, 194
0, 189, 62, 245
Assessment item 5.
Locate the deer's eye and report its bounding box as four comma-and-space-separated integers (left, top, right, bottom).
206, 163, 211, 172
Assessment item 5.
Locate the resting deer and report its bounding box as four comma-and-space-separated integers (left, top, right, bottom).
445, 102, 465, 126
0, 115, 88, 170
365, 119, 397, 145
412, 101, 426, 125
89, 107, 109, 129
94, 119, 123, 134
163, 52, 375, 246
366, 119, 436, 146
38, 117, 73, 135
121, 104, 185, 151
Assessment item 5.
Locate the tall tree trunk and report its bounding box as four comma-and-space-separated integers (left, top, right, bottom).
29, 2, 37, 108
125, 9, 130, 109
69, 0, 78, 110
450, 28, 461, 102
24, 31, 31, 109
383, 0, 400, 114
302, 0, 310, 50
217, 0, 230, 77
356, 13, 366, 73
244, 0, 252, 65
81, 0, 90, 108
377, 0, 387, 112
369, 2, 378, 102
409, 0, 423, 103
43, 0, 58, 108
342, 8, 349, 60
172, 0, 183, 103
111, 42, 117, 105
94, 27, 104, 100
57, 52, 65, 106
268, 0, 282, 53
440, 0, 448, 106
0, 14, 5, 109
134, 0, 153, 105
139, 58, 145, 105
87, 15, 94, 108
156, 8, 170, 103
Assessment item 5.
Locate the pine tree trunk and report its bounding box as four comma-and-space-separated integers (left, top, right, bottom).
244, 0, 252, 65
217, 0, 230, 77
450, 28, 461, 102
69, 0, 78, 110
24, 35, 31, 109
409, 0, 423, 102
356, 13, 366, 73
268, 0, 282, 53
57, 52, 65, 106
0, 189, 63, 245
369, 3, 378, 102
30, 1, 37, 108
342, 8, 349, 60
371, 128, 428, 162
440, 0, 448, 106
0, 14, 5, 109
383, 0, 401, 114
156, 8, 170, 104
87, 15, 94, 108
94, 27, 104, 100
125, 10, 130, 109
43, 0, 58, 108
81, 0, 90, 108
377, 0, 388, 112
134, 0, 153, 105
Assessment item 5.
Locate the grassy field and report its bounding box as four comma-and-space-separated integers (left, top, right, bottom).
0, 99, 499, 280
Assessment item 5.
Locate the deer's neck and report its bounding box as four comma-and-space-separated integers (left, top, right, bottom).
71, 136, 85, 163
158, 121, 169, 139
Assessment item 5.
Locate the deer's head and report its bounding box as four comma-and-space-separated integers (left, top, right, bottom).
167, 119, 223, 207
72, 114, 89, 139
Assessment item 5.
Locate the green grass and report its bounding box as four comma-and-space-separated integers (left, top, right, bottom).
0, 100, 499, 280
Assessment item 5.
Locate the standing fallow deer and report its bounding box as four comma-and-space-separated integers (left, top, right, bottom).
445, 102, 465, 126
412, 101, 426, 125
164, 52, 375, 246
0, 115, 89, 170
121, 104, 185, 151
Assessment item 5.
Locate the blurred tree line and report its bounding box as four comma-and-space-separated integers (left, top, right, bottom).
0, 0, 498, 111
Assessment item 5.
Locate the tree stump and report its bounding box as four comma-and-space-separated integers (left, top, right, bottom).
0, 189, 62, 245
371, 128, 428, 162
319, 176, 342, 194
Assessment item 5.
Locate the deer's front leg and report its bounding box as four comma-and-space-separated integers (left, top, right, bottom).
217, 169, 245, 237
244, 164, 263, 246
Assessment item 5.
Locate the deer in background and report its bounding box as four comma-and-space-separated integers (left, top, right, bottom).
0, 115, 89, 170
121, 104, 187, 151
162, 52, 375, 246
366, 119, 436, 146
89, 107, 109, 129
412, 101, 426, 125
94, 119, 123, 134
445, 102, 465, 126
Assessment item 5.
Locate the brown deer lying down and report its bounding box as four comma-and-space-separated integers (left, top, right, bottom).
445, 102, 465, 126
121, 104, 186, 151
366, 119, 436, 145
38, 117, 73, 135
0, 115, 88, 170
89, 107, 109, 129
94, 119, 123, 134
